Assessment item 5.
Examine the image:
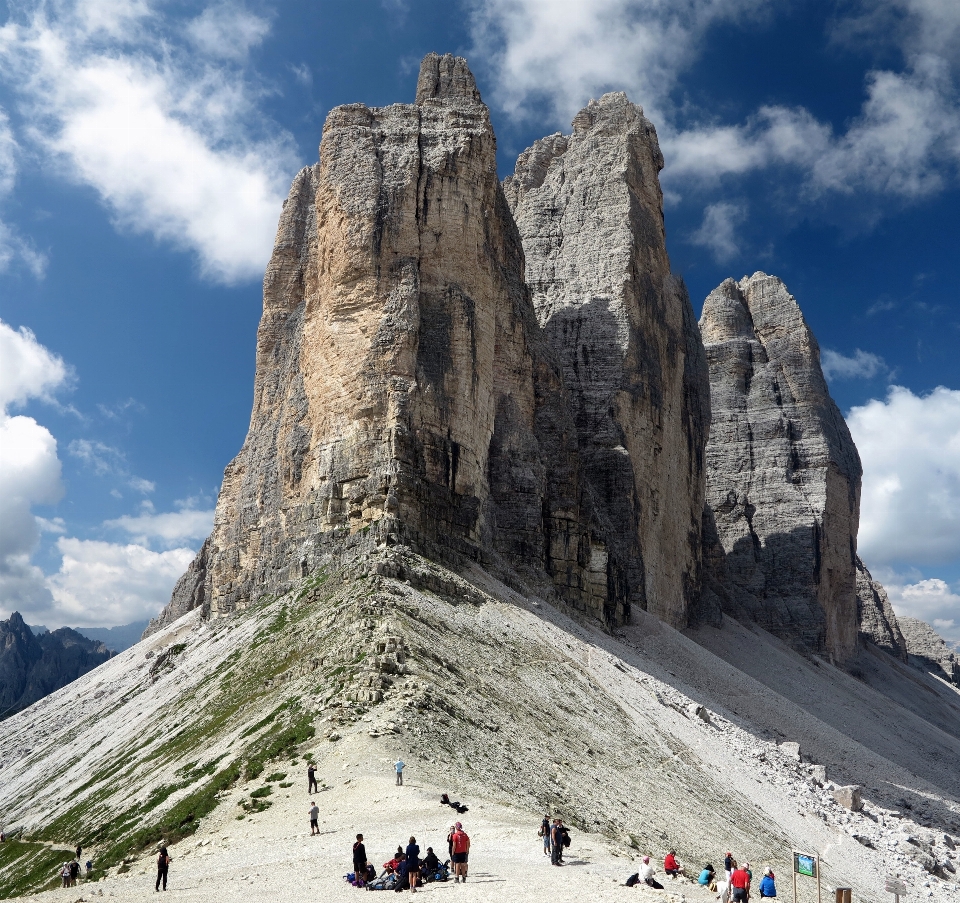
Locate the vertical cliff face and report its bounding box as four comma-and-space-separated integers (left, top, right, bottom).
151, 54, 638, 631
700, 273, 862, 661
505, 93, 710, 628
855, 556, 908, 661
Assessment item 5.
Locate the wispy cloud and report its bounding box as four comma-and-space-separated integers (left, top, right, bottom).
689, 201, 746, 262
0, 108, 48, 276
0, 0, 300, 284
821, 348, 887, 381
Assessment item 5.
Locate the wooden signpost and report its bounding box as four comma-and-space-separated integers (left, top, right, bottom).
793, 851, 821, 903
885, 876, 907, 903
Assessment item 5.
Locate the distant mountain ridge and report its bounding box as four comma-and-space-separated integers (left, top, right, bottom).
70, 621, 149, 653
0, 613, 114, 720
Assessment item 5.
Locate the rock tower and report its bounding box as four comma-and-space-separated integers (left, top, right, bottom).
699, 273, 863, 661
505, 94, 710, 628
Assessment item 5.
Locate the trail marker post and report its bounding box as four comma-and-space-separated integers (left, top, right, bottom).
793, 851, 821, 903
885, 876, 907, 903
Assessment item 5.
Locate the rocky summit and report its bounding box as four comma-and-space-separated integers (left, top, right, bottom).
4, 51, 955, 903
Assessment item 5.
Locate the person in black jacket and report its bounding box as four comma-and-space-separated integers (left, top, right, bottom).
155, 846, 171, 891
352, 834, 367, 885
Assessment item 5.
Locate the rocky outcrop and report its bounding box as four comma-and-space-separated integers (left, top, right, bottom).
700, 273, 862, 661
898, 617, 960, 686
505, 93, 710, 628
856, 556, 907, 661
154, 54, 668, 632
0, 612, 112, 719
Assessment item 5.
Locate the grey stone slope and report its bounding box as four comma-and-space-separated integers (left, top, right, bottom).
898, 616, 960, 686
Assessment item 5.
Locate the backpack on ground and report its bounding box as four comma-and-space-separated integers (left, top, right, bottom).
626, 873, 640, 887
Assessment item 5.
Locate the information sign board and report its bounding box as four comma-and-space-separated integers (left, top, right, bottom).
794, 853, 818, 878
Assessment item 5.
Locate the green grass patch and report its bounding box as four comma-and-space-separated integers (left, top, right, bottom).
250, 786, 272, 799
265, 772, 286, 782
0, 840, 72, 899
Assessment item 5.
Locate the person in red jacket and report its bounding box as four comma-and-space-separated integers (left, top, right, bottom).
664, 850, 682, 877
451, 822, 470, 883
730, 863, 752, 902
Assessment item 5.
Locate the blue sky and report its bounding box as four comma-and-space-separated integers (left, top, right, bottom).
0, 0, 958, 643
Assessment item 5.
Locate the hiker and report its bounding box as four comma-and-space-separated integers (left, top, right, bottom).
550, 819, 562, 865
446, 825, 456, 862
759, 868, 777, 898
639, 856, 664, 889
76, 844, 82, 861
717, 879, 731, 903
406, 835, 420, 893
730, 862, 751, 903
308, 762, 318, 794
700, 864, 717, 889
450, 821, 470, 882
395, 758, 405, 786
156, 845, 171, 892
353, 834, 368, 886
309, 801, 320, 835
664, 850, 681, 877
540, 813, 551, 856
86, 860, 93, 877
69, 859, 80, 886
61, 863, 70, 887
394, 859, 410, 892
724, 852, 735, 879
423, 847, 440, 873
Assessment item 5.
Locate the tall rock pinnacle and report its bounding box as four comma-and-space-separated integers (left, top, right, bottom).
505, 93, 711, 628
151, 54, 643, 631
699, 273, 862, 661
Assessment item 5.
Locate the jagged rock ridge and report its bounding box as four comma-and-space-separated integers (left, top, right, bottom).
505, 93, 710, 628
699, 273, 863, 662
898, 616, 960, 686
0, 612, 113, 719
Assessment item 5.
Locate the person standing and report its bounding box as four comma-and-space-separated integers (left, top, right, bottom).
406, 835, 420, 893
394, 758, 405, 786
352, 834, 368, 885
759, 868, 777, 898
75, 844, 82, 862
550, 819, 563, 866
155, 846, 171, 892
540, 814, 551, 856
724, 853, 735, 881
308, 801, 320, 835
730, 862, 751, 903
307, 762, 318, 794
451, 822, 470, 882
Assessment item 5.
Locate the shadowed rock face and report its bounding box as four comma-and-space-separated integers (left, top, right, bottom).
856, 556, 907, 661
505, 93, 710, 629
0, 613, 112, 719
700, 273, 862, 661
150, 54, 647, 633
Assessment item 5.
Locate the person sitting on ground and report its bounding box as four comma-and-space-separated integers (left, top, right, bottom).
730, 863, 751, 903
394, 859, 410, 893
639, 856, 664, 889
664, 850, 681, 877
759, 868, 776, 898
422, 847, 440, 873
700, 864, 716, 888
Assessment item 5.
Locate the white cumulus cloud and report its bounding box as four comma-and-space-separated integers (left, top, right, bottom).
0, 319, 69, 616
874, 571, 960, 647
45, 537, 195, 626
821, 348, 887, 381
106, 500, 213, 548
0, 0, 298, 283
850, 386, 960, 567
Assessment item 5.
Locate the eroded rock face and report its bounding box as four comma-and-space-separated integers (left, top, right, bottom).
856, 555, 907, 661
700, 273, 862, 661
898, 617, 960, 686
152, 54, 641, 631
505, 93, 710, 628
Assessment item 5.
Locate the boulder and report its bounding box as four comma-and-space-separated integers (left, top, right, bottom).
833, 785, 863, 811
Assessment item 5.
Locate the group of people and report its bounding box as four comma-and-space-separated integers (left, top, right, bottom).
350, 823, 471, 891
628, 850, 777, 900
538, 815, 571, 865
58, 845, 91, 888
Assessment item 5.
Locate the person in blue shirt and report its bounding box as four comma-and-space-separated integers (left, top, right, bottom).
759, 867, 777, 898
699, 864, 716, 888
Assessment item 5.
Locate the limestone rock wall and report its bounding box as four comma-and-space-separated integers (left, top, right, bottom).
505, 94, 711, 628
153, 54, 641, 629
700, 273, 862, 661
855, 556, 907, 661
898, 617, 960, 686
